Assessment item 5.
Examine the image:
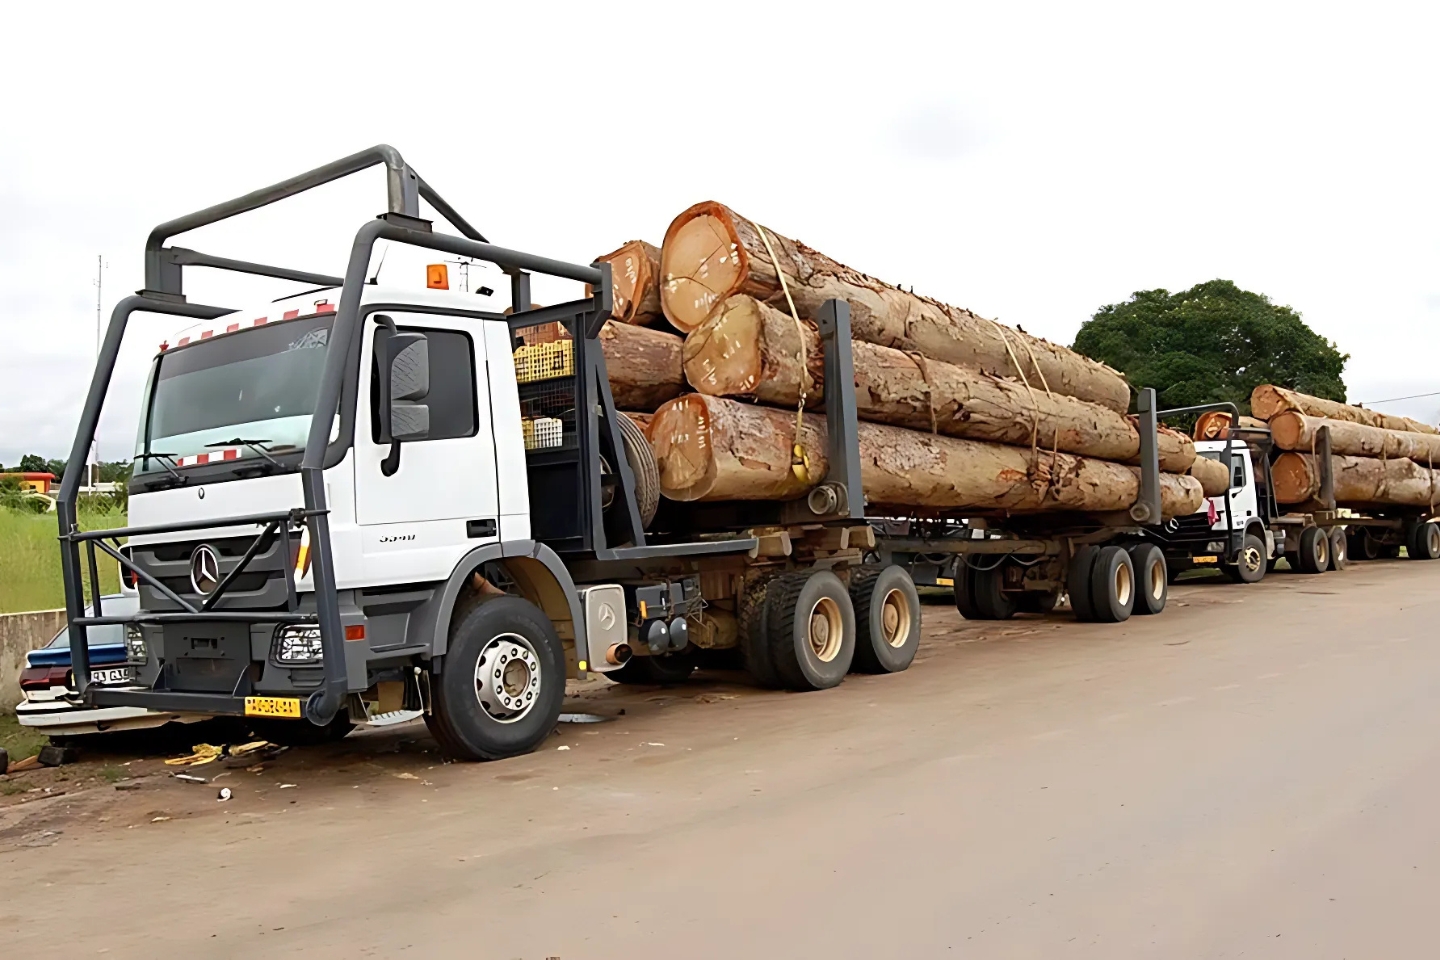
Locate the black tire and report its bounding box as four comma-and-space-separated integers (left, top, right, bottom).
1328, 527, 1349, 570
1349, 527, 1380, 561
1127, 543, 1167, 615
952, 561, 984, 620
765, 570, 856, 690
1406, 521, 1440, 560
425, 595, 565, 761
739, 572, 783, 688
1297, 525, 1330, 574
249, 713, 355, 746
1067, 545, 1100, 622
1088, 545, 1136, 623
607, 652, 697, 685
615, 412, 659, 530
850, 566, 922, 674
1224, 533, 1267, 584
970, 562, 1018, 620
1016, 590, 1060, 615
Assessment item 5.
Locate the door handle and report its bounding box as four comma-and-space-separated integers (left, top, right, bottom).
466, 519, 497, 538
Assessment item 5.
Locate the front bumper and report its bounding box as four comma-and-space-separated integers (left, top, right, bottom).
15, 695, 208, 735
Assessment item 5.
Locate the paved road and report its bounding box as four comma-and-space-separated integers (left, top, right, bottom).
4, 562, 1439, 958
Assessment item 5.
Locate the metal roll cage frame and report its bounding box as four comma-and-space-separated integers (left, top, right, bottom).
57, 145, 615, 725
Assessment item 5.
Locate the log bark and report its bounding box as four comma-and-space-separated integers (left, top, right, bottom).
1193, 410, 1266, 441
650, 393, 1201, 516
682, 295, 1193, 471
595, 321, 684, 411
659, 202, 1132, 413
1251, 384, 1437, 435
1269, 411, 1440, 464
593, 240, 664, 325
1271, 452, 1440, 507
1187, 454, 1231, 497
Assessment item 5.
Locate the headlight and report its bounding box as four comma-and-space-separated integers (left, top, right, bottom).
273, 625, 323, 664
125, 624, 148, 664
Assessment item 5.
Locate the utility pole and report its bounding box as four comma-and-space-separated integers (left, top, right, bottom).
91, 255, 105, 488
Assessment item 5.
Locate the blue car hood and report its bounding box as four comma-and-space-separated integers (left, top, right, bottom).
27, 642, 130, 668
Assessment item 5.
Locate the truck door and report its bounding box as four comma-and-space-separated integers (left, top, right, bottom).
354, 312, 499, 582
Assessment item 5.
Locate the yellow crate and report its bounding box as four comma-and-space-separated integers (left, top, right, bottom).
514, 339, 574, 384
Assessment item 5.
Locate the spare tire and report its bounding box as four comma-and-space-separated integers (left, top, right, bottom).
616, 413, 659, 529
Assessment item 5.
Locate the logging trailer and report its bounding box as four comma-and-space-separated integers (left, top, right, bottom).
55, 146, 924, 760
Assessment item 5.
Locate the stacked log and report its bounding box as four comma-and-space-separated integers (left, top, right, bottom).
1250, 385, 1440, 511
651, 394, 1202, 518
594, 240, 665, 326
1188, 455, 1231, 498
659, 202, 1132, 413
682, 295, 1195, 471
1193, 410, 1266, 441
596, 321, 684, 411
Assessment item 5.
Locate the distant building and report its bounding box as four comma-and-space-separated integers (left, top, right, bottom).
0, 472, 56, 494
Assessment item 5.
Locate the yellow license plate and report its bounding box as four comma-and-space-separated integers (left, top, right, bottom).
1192, 555, 1218, 564
244, 696, 302, 718
936, 577, 955, 587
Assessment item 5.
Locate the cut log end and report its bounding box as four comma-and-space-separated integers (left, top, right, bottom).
595, 240, 662, 325
682, 295, 766, 396
661, 207, 744, 331
650, 395, 718, 501
1271, 452, 1319, 503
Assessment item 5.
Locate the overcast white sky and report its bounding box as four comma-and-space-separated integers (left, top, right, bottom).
1, 1, 1436, 467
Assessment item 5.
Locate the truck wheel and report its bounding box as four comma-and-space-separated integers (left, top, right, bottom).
607, 652, 697, 685
970, 562, 1019, 620
765, 570, 856, 690
1127, 543, 1168, 614
1067, 546, 1100, 622
1349, 527, 1379, 561
426, 596, 565, 761
850, 566, 921, 674
952, 562, 984, 620
1296, 525, 1330, 573
739, 573, 784, 688
1328, 528, 1349, 569
1017, 589, 1060, 615
1224, 533, 1267, 584
1406, 521, 1440, 560
1088, 545, 1135, 623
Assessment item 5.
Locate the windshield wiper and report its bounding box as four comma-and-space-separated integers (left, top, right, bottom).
207, 438, 285, 471
132, 451, 188, 487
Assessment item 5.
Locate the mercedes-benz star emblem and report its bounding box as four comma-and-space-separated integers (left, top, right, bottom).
190, 544, 222, 596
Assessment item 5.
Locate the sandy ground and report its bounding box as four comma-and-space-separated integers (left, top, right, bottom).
2, 561, 1438, 958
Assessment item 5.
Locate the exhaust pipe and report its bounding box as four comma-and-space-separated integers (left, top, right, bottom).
605, 642, 633, 666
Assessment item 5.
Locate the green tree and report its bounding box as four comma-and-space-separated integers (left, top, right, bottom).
17, 454, 49, 474
1073, 279, 1348, 417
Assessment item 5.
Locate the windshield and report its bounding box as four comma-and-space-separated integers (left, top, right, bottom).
46, 596, 136, 647
135, 315, 333, 475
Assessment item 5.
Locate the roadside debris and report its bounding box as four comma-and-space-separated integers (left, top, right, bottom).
394, 772, 420, 781
166, 741, 280, 768
558, 713, 612, 724
173, 773, 209, 784
7, 755, 40, 774
0, 746, 8, 774
217, 788, 233, 802
38, 744, 78, 767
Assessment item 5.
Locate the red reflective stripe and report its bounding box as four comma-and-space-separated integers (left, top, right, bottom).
226, 323, 240, 333
177, 337, 191, 346
200, 330, 213, 339
222, 449, 239, 461
316, 302, 336, 313
254, 316, 268, 325
282, 310, 300, 320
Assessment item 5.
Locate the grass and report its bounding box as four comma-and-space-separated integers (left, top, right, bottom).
0, 507, 124, 613
0, 713, 49, 764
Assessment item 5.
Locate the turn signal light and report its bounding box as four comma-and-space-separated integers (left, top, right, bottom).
426, 264, 449, 290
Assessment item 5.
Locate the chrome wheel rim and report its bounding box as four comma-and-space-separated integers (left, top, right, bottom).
474, 633, 541, 723
808, 597, 844, 662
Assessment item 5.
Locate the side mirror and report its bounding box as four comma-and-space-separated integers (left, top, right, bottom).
378, 332, 431, 444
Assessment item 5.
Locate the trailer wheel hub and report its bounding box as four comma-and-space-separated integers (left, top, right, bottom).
808, 597, 844, 663
474, 633, 541, 723
880, 588, 912, 648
